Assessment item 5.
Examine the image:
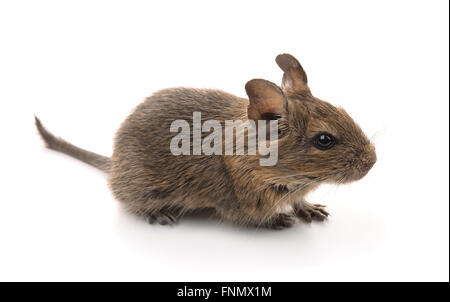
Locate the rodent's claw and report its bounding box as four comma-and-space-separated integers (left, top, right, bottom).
296, 208, 313, 223
270, 213, 296, 230
312, 204, 327, 208
144, 209, 178, 226
295, 202, 329, 223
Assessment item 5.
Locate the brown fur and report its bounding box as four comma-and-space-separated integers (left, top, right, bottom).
36, 54, 376, 229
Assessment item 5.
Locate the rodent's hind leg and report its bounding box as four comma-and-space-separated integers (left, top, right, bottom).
140, 208, 179, 226
294, 200, 329, 223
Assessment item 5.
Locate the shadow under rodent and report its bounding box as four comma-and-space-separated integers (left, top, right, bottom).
35, 53, 376, 230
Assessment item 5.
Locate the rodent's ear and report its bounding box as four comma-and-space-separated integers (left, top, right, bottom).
245, 79, 287, 122
275, 53, 310, 94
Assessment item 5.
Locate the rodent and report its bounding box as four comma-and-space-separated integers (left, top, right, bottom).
35, 53, 376, 229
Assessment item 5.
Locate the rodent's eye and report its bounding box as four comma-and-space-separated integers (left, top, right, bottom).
313, 132, 336, 150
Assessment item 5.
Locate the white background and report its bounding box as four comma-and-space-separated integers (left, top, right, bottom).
0, 0, 448, 281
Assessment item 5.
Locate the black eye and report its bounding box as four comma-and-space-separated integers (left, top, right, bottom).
313, 132, 336, 150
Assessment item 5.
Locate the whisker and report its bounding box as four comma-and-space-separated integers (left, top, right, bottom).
370, 127, 386, 143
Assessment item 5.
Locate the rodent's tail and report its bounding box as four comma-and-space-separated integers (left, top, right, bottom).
35, 116, 111, 173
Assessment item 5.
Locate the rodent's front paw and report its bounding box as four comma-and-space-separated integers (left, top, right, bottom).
269, 213, 297, 230
295, 202, 329, 223
144, 209, 178, 226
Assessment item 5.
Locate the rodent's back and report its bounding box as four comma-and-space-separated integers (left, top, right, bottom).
108, 88, 247, 212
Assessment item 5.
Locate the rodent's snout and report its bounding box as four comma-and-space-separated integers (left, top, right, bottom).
343, 144, 376, 183
362, 148, 377, 172
356, 144, 377, 178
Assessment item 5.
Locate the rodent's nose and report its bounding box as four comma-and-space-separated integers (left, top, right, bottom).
362, 145, 377, 173
344, 146, 376, 182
